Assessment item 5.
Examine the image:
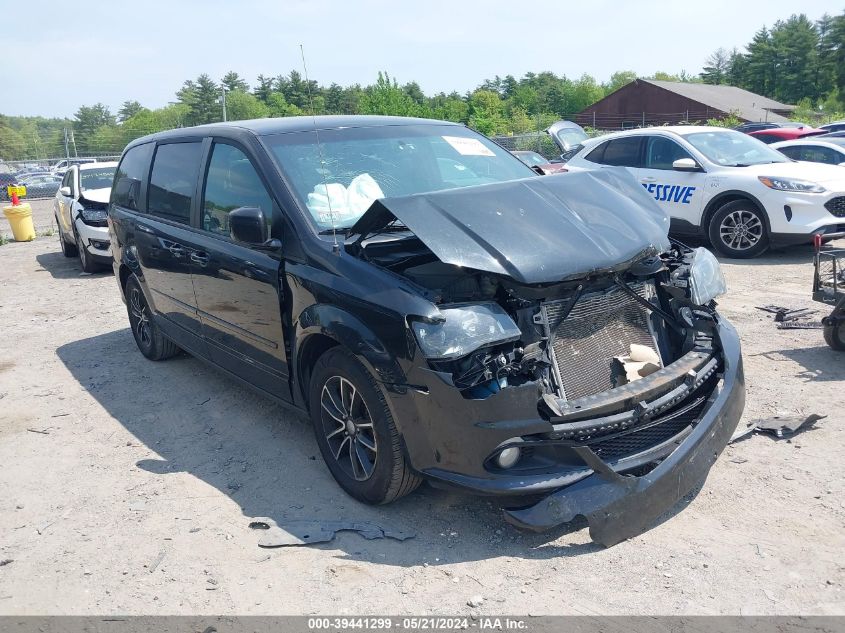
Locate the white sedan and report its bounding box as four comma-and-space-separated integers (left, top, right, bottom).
565, 126, 845, 258
54, 162, 117, 272
771, 138, 845, 167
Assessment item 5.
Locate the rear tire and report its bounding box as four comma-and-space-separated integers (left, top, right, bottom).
125, 275, 180, 361
707, 200, 770, 259
309, 347, 421, 504
57, 216, 77, 257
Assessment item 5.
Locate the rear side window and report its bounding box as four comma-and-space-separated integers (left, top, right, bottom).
113, 143, 153, 211
584, 142, 607, 163
779, 147, 802, 160
601, 137, 643, 167
148, 142, 203, 224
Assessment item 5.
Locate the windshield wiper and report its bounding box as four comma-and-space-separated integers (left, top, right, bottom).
318, 226, 353, 235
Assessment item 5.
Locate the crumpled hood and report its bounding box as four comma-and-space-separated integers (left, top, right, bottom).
349, 168, 670, 285
79, 187, 111, 204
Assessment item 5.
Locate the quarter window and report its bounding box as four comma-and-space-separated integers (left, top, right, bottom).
645, 137, 694, 170
113, 143, 153, 211
148, 142, 203, 224
202, 143, 273, 237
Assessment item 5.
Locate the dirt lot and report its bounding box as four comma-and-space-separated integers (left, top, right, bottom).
0, 203, 843, 615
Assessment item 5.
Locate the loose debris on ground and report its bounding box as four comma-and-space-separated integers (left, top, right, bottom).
730, 413, 826, 443
248, 518, 416, 547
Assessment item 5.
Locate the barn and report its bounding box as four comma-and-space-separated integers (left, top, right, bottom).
576, 79, 796, 129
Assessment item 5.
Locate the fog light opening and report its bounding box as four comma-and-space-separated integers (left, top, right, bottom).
497, 446, 522, 469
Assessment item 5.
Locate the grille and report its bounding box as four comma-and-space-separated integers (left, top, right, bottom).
825, 196, 845, 217
589, 401, 704, 462
542, 282, 661, 400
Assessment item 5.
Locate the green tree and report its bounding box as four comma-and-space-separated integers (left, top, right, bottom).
606, 71, 637, 93
700, 49, 730, 84
178, 74, 223, 125
468, 89, 506, 135
221, 71, 249, 93
117, 100, 144, 122
225, 90, 269, 121
359, 72, 421, 117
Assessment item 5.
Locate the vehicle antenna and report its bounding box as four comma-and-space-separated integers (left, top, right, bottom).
300, 44, 339, 253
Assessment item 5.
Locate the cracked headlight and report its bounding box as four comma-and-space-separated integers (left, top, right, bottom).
80, 207, 108, 222
758, 176, 825, 194
688, 247, 727, 305
411, 303, 521, 360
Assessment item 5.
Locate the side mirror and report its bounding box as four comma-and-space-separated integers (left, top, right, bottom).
530, 165, 545, 176
59, 186, 72, 197
672, 158, 702, 172
229, 206, 268, 244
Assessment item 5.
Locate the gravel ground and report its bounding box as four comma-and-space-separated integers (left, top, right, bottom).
0, 218, 843, 615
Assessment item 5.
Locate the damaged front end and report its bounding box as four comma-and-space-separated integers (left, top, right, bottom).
347, 170, 745, 545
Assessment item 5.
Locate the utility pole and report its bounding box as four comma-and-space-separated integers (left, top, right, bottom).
63, 128, 70, 161
221, 88, 228, 122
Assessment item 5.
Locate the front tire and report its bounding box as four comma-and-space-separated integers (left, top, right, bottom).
823, 318, 845, 351
309, 347, 421, 504
708, 201, 769, 258
76, 231, 100, 273
125, 275, 180, 361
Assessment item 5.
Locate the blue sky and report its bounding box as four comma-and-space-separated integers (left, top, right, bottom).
2, 0, 839, 117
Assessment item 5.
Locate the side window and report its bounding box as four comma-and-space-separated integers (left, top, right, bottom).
148, 142, 203, 224
113, 143, 154, 211
645, 137, 693, 170
61, 169, 73, 189
779, 147, 802, 160
601, 137, 643, 167
803, 147, 841, 164
202, 143, 273, 238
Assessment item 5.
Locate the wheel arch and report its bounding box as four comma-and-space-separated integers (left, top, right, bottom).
293, 304, 407, 412
701, 190, 772, 236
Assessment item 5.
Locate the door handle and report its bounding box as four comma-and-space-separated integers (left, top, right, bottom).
136, 223, 155, 235
190, 251, 210, 266
168, 244, 186, 257
641, 177, 657, 183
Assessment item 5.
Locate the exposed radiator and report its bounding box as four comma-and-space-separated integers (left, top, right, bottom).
541, 282, 661, 400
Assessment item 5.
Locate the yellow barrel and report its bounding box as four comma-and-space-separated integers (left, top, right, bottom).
2, 203, 36, 242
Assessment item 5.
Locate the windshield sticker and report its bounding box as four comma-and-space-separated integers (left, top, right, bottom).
442, 136, 496, 157
642, 183, 696, 204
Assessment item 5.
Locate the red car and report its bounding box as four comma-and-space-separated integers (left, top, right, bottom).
748, 127, 827, 144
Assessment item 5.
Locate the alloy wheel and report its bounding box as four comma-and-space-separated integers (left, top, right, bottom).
718, 209, 763, 252
319, 376, 378, 481
129, 286, 152, 349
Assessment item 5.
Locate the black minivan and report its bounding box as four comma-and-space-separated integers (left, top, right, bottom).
108, 116, 744, 545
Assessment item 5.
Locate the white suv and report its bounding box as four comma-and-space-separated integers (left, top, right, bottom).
54, 162, 117, 272
565, 126, 845, 258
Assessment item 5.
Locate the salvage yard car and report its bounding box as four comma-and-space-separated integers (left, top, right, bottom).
565, 126, 845, 258
55, 162, 118, 272
108, 116, 744, 545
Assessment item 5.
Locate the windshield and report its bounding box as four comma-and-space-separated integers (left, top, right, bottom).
79, 167, 115, 191
265, 124, 535, 230
682, 130, 789, 167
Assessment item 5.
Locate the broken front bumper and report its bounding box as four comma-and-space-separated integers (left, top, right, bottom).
504, 317, 745, 546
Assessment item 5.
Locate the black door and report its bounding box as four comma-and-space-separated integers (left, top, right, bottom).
188, 140, 291, 400
135, 140, 206, 353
